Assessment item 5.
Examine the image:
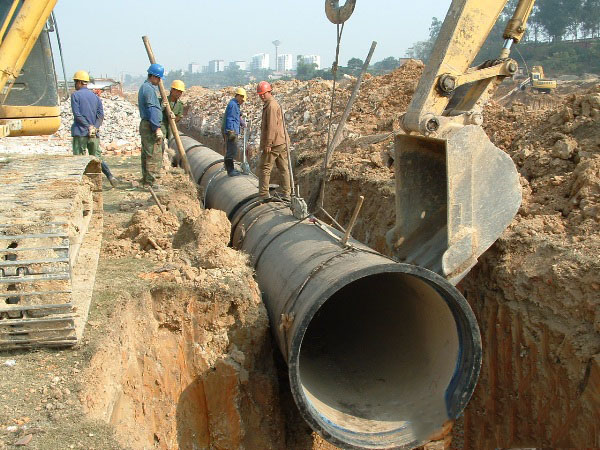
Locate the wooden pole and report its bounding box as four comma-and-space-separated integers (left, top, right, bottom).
148, 185, 165, 214
141, 36, 193, 179
341, 195, 364, 245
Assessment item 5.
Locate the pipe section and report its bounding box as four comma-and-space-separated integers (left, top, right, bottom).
171, 135, 482, 449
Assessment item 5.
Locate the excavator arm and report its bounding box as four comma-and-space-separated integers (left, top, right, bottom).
326, 0, 535, 283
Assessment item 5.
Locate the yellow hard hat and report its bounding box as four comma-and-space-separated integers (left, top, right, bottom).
171, 80, 185, 92
73, 70, 90, 82
235, 87, 247, 99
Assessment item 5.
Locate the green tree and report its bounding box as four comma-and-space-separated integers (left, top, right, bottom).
582, 0, 600, 37
347, 57, 364, 73
535, 0, 572, 41
296, 57, 317, 81
404, 17, 443, 62
372, 57, 401, 73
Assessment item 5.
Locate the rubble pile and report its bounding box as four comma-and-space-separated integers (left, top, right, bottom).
182, 60, 424, 177
56, 93, 141, 156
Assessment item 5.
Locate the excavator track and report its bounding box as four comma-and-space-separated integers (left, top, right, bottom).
0, 155, 103, 349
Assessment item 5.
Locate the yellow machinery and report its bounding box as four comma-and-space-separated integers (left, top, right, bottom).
0, 0, 61, 137
326, 0, 536, 284
531, 65, 557, 93
0, 0, 103, 348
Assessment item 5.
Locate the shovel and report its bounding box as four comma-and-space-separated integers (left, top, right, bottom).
241, 118, 251, 175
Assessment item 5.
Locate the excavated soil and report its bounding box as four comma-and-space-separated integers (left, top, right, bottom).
182, 63, 600, 448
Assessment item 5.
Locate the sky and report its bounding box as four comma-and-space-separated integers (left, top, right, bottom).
52, 0, 453, 79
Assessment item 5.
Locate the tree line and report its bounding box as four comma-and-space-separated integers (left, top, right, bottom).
406, 0, 600, 75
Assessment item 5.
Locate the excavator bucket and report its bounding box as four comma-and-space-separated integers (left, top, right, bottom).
387, 125, 521, 284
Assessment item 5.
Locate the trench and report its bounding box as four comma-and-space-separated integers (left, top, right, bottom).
180, 123, 600, 448
172, 132, 482, 449
84, 283, 288, 450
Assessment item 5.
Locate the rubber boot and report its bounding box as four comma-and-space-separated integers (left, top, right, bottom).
225, 158, 240, 177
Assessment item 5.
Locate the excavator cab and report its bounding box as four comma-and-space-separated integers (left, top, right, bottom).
0, 0, 60, 137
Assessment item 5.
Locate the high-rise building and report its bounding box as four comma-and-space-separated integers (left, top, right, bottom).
188, 62, 201, 73
250, 53, 270, 71
301, 55, 321, 70
208, 59, 225, 72
277, 54, 292, 72
229, 60, 247, 71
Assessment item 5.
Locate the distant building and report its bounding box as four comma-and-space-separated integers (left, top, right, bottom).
188, 62, 201, 73
277, 54, 292, 72
229, 60, 247, 71
250, 53, 270, 71
208, 60, 225, 73
301, 55, 321, 70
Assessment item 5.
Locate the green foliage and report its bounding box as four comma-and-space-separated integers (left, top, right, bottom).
406, 1, 600, 76
404, 17, 443, 62
296, 60, 318, 81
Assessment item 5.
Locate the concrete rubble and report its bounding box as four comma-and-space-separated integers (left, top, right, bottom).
56, 93, 142, 156
0, 93, 141, 156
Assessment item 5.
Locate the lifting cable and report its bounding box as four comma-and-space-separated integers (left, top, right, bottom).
316, 23, 345, 212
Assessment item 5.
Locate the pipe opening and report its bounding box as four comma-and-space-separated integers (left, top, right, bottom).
297, 272, 460, 447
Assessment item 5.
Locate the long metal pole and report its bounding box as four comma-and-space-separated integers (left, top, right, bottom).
317, 41, 377, 209
141, 36, 193, 179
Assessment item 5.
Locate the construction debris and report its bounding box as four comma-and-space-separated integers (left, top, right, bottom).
56, 94, 141, 156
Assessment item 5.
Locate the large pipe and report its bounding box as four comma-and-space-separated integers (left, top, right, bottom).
171, 135, 482, 449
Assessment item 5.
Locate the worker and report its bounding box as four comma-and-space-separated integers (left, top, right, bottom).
222, 87, 247, 177
256, 81, 291, 200
160, 79, 185, 140
138, 63, 164, 189
70, 70, 118, 188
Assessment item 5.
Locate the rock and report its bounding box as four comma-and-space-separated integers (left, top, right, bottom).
552, 138, 577, 160
302, 110, 311, 124
14, 434, 32, 446
587, 93, 600, 109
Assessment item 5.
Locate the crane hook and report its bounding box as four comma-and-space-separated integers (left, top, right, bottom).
325, 0, 356, 24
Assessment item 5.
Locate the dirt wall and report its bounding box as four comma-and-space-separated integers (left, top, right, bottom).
82, 171, 287, 450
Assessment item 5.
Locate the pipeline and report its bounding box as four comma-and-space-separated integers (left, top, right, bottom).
171, 135, 482, 449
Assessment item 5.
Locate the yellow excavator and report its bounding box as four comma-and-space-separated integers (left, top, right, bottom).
530, 65, 557, 93
0, 0, 102, 348
327, 0, 533, 284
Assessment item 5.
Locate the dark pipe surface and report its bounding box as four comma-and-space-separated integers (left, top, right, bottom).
171, 135, 482, 449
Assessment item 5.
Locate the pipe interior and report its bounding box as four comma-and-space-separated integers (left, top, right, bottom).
298, 272, 459, 443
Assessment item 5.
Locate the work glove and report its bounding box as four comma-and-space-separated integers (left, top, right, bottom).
226, 129, 236, 140
240, 117, 246, 129
155, 128, 164, 142
168, 111, 176, 120
161, 100, 168, 109
88, 125, 97, 138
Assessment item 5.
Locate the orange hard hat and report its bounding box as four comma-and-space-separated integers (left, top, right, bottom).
256, 81, 272, 95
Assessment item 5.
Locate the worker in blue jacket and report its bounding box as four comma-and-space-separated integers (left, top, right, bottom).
138, 63, 164, 188
222, 87, 247, 176
71, 70, 118, 187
